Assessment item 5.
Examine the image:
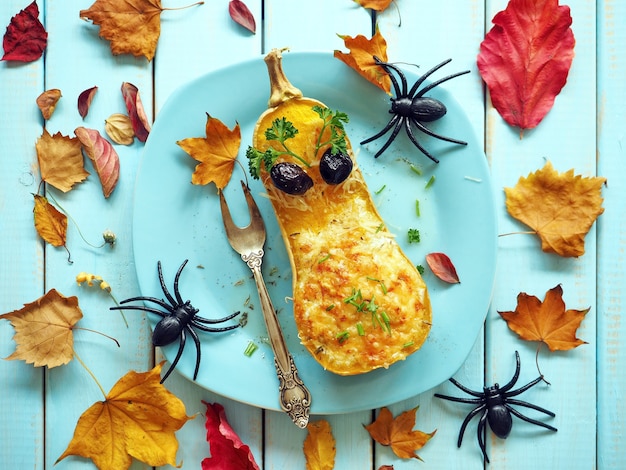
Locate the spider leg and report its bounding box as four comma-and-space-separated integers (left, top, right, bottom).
160, 329, 186, 384
360, 114, 400, 145
361, 116, 405, 159
115, 296, 174, 313
447, 377, 485, 398
499, 351, 522, 393
415, 69, 471, 99
504, 375, 545, 398
194, 310, 241, 325
506, 399, 556, 418
456, 404, 486, 447
404, 119, 439, 163
407, 58, 452, 98
477, 410, 490, 463
109, 304, 167, 318
190, 318, 240, 332
410, 117, 468, 146
505, 404, 558, 432
172, 259, 189, 306
373, 56, 406, 96
433, 393, 483, 405
157, 260, 179, 307
185, 324, 202, 381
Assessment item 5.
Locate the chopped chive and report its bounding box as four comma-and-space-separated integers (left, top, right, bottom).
244, 341, 258, 357
425, 175, 436, 189
375, 223, 384, 233
318, 254, 331, 264
380, 311, 391, 332
410, 164, 423, 176
375, 184, 386, 194
403, 341, 415, 348
380, 280, 387, 295
326, 304, 335, 311
336, 331, 350, 343
415, 199, 420, 217
356, 322, 365, 336
366, 276, 380, 282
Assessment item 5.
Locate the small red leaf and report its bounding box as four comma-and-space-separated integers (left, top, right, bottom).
75, 127, 120, 198
2, 1, 47, 62
121, 82, 151, 142
477, 0, 575, 132
229, 0, 256, 34
425, 252, 460, 284
78, 86, 98, 119
201, 401, 260, 470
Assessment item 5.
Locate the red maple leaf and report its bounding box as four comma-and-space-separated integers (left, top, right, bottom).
477, 0, 575, 133
2, 1, 47, 62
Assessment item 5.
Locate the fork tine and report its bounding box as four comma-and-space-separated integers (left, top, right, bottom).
240, 180, 266, 233
219, 181, 266, 253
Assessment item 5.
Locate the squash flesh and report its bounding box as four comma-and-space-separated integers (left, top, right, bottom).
253, 50, 431, 375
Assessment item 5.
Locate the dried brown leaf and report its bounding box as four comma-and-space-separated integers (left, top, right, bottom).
105, 113, 135, 145
36, 89, 62, 120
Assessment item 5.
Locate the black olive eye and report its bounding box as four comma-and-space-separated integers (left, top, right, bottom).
270, 162, 314, 195
319, 149, 353, 184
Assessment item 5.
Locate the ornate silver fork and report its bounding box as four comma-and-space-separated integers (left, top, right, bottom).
219, 181, 311, 428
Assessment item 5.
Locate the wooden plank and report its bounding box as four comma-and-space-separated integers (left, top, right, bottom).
484, 0, 597, 467
375, 1, 487, 468
152, 1, 266, 467
0, 2, 46, 468
262, 1, 374, 468
597, 0, 626, 467
41, 1, 153, 468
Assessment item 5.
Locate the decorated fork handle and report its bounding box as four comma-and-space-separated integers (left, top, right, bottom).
243, 250, 312, 428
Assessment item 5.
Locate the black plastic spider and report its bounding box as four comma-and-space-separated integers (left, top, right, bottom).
111, 259, 241, 383
360, 56, 470, 163
434, 351, 557, 463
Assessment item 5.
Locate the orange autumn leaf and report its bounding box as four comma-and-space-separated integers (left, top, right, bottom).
79, 0, 202, 61
303, 420, 336, 470
0, 289, 82, 368
364, 407, 435, 460
334, 28, 391, 94
57, 362, 193, 470
36, 88, 62, 120
498, 284, 589, 351
33, 194, 67, 247
177, 114, 241, 189
36, 130, 89, 192
354, 0, 393, 11
504, 161, 606, 257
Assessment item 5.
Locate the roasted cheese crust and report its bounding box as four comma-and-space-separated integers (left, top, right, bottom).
254, 98, 432, 375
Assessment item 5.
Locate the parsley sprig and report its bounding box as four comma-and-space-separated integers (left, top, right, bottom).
246, 106, 350, 179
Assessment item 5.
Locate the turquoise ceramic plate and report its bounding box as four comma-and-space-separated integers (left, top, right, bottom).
133, 52, 497, 414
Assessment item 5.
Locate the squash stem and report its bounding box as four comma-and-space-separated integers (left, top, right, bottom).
265, 48, 303, 108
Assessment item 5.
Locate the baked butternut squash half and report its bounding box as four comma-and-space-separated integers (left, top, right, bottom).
248, 49, 432, 375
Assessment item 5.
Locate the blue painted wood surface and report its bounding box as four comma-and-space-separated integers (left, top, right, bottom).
0, 0, 624, 468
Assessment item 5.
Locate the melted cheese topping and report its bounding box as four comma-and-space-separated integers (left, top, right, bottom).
254, 98, 432, 375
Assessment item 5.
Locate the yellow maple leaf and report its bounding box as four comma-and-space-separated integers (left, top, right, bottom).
177, 114, 241, 189
498, 284, 589, 351
504, 161, 606, 257
36, 130, 89, 192
334, 28, 391, 94
364, 407, 436, 460
0, 289, 82, 368
303, 420, 336, 470
57, 362, 193, 470
80, 0, 202, 61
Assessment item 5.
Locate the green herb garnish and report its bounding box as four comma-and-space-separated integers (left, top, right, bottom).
425, 175, 436, 188
408, 228, 421, 243
416, 264, 425, 274
336, 331, 350, 343
247, 106, 349, 179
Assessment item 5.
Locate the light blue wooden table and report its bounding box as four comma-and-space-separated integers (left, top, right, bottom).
1, 1, 624, 468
